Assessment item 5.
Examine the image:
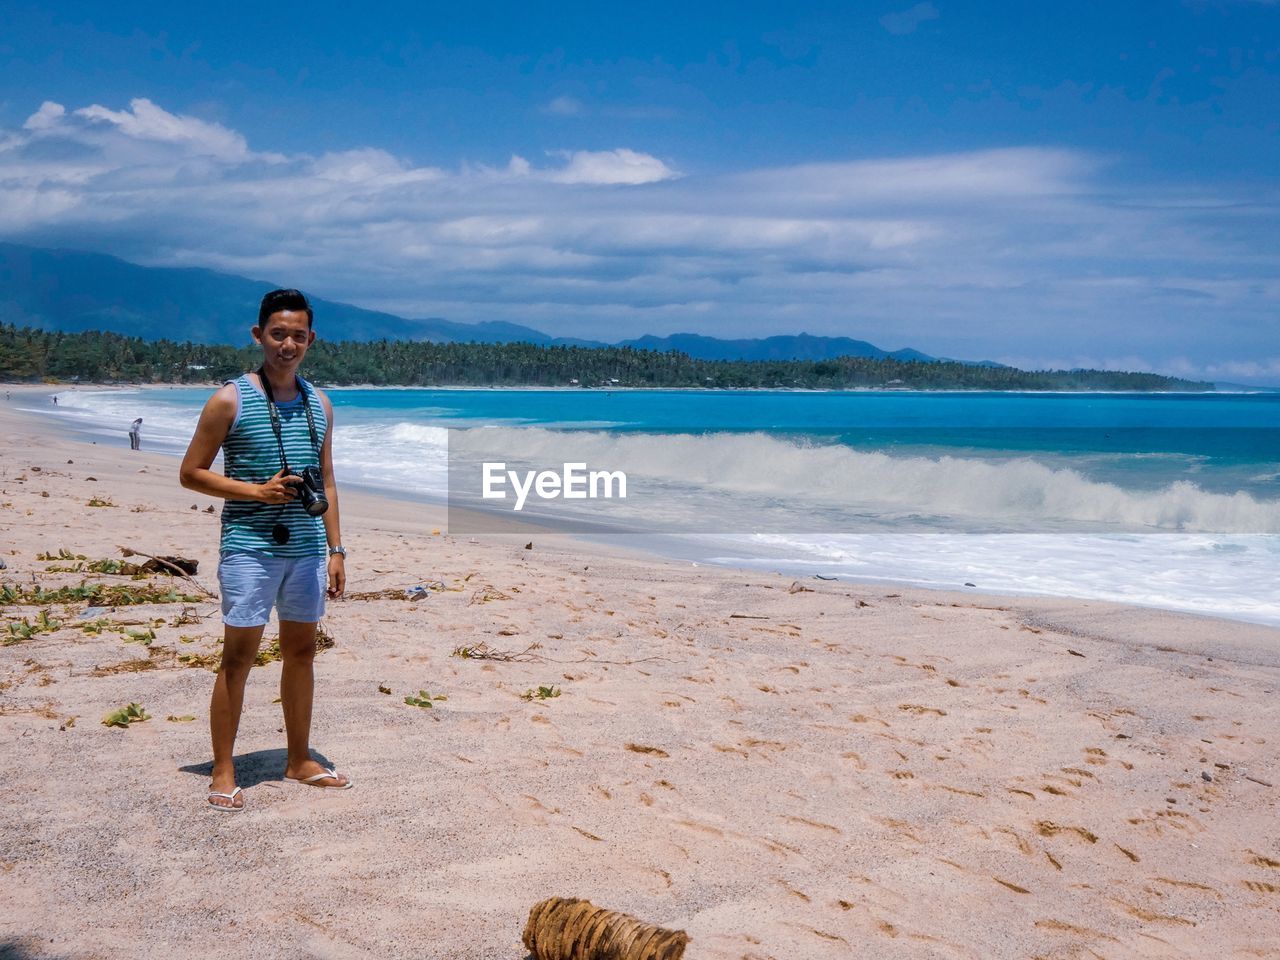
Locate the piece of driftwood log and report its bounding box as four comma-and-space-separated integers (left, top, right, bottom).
116, 545, 216, 598
522, 897, 688, 960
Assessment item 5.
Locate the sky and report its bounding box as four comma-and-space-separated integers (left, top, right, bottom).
0, 1, 1277, 380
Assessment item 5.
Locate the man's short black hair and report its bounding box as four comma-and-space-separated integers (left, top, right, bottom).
258, 288, 314, 328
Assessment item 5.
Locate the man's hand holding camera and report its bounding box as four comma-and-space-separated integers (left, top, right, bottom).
257, 468, 301, 504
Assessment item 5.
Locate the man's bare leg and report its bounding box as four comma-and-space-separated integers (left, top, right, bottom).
279, 619, 350, 787
209, 624, 266, 809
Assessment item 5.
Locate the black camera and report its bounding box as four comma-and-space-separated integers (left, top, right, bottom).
289, 465, 329, 517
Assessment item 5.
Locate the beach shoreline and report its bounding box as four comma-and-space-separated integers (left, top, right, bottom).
13, 381, 1279, 629
2, 388, 1280, 958
4, 378, 1252, 394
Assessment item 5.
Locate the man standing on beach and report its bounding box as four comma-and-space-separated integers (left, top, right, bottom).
128, 417, 142, 450
179, 289, 351, 811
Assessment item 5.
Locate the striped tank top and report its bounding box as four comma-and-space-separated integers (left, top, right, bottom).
220, 374, 329, 557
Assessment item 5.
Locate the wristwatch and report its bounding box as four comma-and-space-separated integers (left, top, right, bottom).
328, 545, 348, 558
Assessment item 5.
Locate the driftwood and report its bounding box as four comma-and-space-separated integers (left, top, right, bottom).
116, 545, 217, 599
522, 897, 688, 960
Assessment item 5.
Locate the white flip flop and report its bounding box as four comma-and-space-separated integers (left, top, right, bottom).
208, 785, 244, 812
284, 768, 353, 790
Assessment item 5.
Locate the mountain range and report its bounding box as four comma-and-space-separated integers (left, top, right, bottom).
0, 242, 993, 365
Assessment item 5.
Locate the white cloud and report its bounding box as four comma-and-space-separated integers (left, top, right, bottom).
544, 96, 585, 116
880, 2, 940, 36
72, 98, 248, 161
310, 148, 443, 185
739, 148, 1093, 202
0, 95, 1275, 370
548, 148, 676, 185
23, 101, 65, 131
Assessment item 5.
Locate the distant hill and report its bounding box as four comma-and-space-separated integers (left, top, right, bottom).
0, 243, 550, 346
611, 332, 943, 363
1, 241, 988, 364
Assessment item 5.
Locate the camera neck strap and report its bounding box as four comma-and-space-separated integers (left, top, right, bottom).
256, 368, 320, 473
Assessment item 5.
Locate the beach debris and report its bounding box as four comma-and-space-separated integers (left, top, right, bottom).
452, 641, 541, 662
166, 715, 196, 722
626, 743, 670, 758
123, 627, 156, 645
5, 610, 63, 643
118, 545, 203, 577
728, 613, 769, 619
404, 690, 447, 708
470, 584, 511, 605
1068, 649, 1086, 657
1202, 771, 1213, 782
521, 685, 561, 702
66, 460, 73, 464
178, 652, 221, 669
814, 574, 837, 581
0, 559, 6, 570
169, 606, 206, 627
346, 582, 444, 601
0, 582, 204, 607
86, 476, 97, 481
522, 896, 688, 960
1245, 775, 1273, 788
525, 541, 533, 550
316, 622, 336, 650
116, 548, 213, 597
204, 505, 215, 513
250, 627, 334, 667
378, 684, 392, 695
788, 581, 814, 594
450, 641, 670, 668
191, 504, 198, 510
87, 496, 114, 508
964, 582, 976, 587
93, 658, 158, 676
101, 702, 150, 728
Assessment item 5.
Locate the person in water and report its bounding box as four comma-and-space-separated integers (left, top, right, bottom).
180, 288, 350, 811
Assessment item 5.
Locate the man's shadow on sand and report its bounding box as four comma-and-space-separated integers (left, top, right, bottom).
2, 941, 68, 960
178, 748, 340, 788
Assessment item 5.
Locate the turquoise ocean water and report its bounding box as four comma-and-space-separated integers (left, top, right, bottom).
41, 387, 1280, 626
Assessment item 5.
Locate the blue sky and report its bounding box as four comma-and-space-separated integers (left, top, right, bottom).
1, 1, 1277, 379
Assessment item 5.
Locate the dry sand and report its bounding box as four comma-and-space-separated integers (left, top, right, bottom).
2, 383, 1279, 959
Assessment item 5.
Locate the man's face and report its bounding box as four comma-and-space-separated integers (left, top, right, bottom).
253, 310, 315, 372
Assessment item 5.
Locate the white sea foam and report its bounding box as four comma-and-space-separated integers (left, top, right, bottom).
451, 426, 1280, 534
704, 532, 1280, 627
336, 421, 451, 497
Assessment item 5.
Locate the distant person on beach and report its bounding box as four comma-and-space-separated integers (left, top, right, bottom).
129, 418, 143, 450
180, 288, 350, 812
52, 395, 57, 405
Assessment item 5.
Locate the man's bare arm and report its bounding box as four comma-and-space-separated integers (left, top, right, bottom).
179, 383, 299, 503
317, 390, 346, 597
